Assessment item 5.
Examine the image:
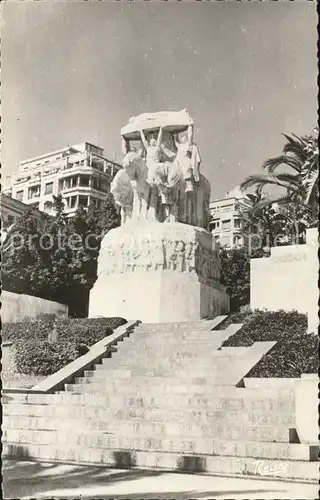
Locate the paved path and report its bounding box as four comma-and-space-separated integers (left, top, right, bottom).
3, 460, 317, 499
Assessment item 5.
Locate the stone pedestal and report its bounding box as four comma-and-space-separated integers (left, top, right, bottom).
89, 221, 229, 323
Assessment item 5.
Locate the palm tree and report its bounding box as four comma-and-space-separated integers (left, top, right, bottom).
241, 131, 319, 242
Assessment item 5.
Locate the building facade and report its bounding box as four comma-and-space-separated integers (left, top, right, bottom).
1, 193, 47, 230
209, 186, 253, 248
3, 142, 122, 217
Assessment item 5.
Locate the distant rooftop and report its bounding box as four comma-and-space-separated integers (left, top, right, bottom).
19, 142, 106, 166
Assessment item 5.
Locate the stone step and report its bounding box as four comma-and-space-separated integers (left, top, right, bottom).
3, 386, 294, 407
3, 418, 293, 445
3, 417, 293, 443
3, 406, 295, 425
3, 443, 318, 480
136, 318, 228, 330
54, 394, 295, 415
65, 380, 251, 393
97, 358, 241, 371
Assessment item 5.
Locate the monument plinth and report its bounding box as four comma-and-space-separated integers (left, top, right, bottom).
89, 111, 229, 322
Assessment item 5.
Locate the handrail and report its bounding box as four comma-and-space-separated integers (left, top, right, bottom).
2, 320, 140, 395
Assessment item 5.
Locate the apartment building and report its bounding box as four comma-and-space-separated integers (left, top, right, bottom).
209, 186, 253, 248
3, 142, 122, 217
1, 193, 48, 230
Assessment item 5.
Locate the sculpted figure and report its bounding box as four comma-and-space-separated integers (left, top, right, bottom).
153, 237, 165, 271
185, 240, 198, 272
123, 150, 150, 221
173, 126, 193, 193
166, 239, 176, 271
176, 240, 186, 272
110, 169, 133, 224
140, 127, 164, 187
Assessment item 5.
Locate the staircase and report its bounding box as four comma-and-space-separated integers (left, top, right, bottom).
3, 318, 318, 481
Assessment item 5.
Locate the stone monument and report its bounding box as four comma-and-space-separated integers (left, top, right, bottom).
89, 110, 229, 322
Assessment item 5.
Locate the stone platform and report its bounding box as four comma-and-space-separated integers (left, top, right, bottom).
89, 220, 229, 322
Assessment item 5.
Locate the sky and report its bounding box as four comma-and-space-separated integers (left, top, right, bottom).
1, 1, 317, 199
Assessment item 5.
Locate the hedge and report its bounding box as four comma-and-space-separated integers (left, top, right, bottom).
222, 309, 308, 347
15, 340, 79, 377
222, 309, 317, 377
2, 316, 127, 344
246, 333, 319, 378
2, 314, 57, 342
4, 316, 127, 377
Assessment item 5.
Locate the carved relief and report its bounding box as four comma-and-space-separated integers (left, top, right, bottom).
98, 232, 220, 287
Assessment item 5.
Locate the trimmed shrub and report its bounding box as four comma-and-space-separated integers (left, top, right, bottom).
223, 309, 317, 377
15, 340, 79, 376
2, 315, 57, 342
2, 316, 126, 345
6, 316, 127, 377
246, 333, 319, 378
56, 317, 126, 346
222, 309, 307, 347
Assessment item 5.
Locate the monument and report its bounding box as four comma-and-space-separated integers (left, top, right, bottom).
89, 109, 229, 322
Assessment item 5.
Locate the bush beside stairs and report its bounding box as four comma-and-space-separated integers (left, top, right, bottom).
3, 316, 318, 481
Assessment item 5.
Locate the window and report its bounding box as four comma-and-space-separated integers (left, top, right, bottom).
92, 178, 100, 190
221, 219, 231, 230
234, 218, 241, 228
78, 195, 88, 207
28, 185, 40, 199
45, 182, 53, 195
211, 220, 220, 230
16, 190, 24, 202
79, 175, 90, 187
233, 235, 242, 246
70, 196, 77, 208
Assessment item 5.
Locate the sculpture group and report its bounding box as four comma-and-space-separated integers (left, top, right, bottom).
111, 110, 210, 230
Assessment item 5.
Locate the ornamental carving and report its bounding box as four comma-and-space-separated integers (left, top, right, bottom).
98, 234, 220, 287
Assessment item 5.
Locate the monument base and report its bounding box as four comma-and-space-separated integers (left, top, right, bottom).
89, 220, 229, 323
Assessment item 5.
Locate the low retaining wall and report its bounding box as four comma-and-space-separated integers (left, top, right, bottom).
250, 228, 318, 333
1, 291, 68, 323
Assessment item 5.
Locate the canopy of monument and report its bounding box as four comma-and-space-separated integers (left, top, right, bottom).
121, 109, 194, 140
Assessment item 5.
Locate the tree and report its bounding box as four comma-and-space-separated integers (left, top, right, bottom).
2, 195, 120, 317
219, 247, 251, 312
241, 131, 319, 244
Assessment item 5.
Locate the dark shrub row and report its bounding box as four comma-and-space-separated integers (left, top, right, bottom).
246, 333, 318, 378
223, 309, 317, 377
222, 309, 308, 347
3, 316, 127, 377
2, 316, 127, 344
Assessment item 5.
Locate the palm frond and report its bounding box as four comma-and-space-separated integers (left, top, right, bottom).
241, 174, 300, 192
262, 155, 303, 173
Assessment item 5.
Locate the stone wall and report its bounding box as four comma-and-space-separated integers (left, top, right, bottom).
250, 228, 318, 333
2, 291, 68, 324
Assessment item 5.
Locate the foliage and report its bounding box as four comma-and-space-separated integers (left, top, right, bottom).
2, 315, 57, 342
15, 340, 79, 376
247, 333, 318, 378
55, 316, 127, 345
240, 130, 319, 247
2, 194, 120, 317
222, 309, 315, 378
219, 247, 250, 312
221, 309, 254, 329
222, 309, 308, 347
12, 316, 126, 376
